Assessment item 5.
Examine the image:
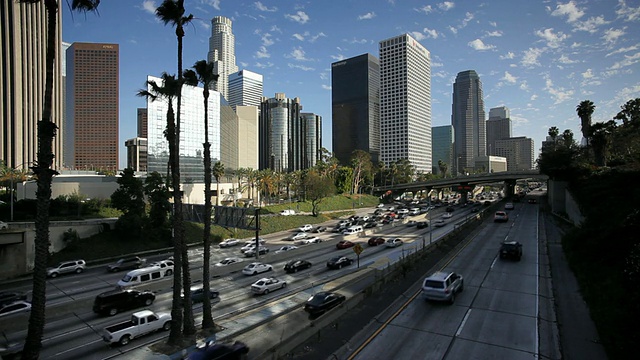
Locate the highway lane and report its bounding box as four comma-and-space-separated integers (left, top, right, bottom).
346, 200, 541, 359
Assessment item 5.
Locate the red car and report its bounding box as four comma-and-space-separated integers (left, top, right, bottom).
367, 237, 385, 246
336, 240, 355, 249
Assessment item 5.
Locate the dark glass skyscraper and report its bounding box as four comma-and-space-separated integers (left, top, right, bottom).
258, 93, 303, 172
452, 70, 486, 175
331, 54, 380, 165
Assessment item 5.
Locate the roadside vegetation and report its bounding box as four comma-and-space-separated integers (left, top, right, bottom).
538, 98, 640, 359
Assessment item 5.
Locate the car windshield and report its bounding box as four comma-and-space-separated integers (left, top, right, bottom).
307, 294, 329, 305
329, 257, 341, 262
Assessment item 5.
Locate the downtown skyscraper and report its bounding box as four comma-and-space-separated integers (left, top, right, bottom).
207, 16, 239, 101
451, 70, 486, 175
228, 69, 263, 109
379, 34, 431, 173
486, 106, 512, 156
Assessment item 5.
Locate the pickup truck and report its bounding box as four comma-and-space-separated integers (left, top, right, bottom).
102, 310, 171, 346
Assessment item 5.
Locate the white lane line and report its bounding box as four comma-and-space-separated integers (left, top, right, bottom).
53, 339, 103, 357
490, 257, 497, 269
456, 309, 472, 337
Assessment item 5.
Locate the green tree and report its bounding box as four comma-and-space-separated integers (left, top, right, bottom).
437, 160, 448, 177
394, 158, 415, 184
144, 172, 172, 244
183, 59, 217, 329
304, 170, 336, 216
212, 161, 225, 206
18, 1, 100, 358
334, 166, 353, 194
350, 150, 373, 195
577, 100, 595, 146
590, 120, 617, 167
110, 168, 146, 238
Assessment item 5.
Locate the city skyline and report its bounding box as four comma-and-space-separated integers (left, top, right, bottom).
60, 1, 640, 169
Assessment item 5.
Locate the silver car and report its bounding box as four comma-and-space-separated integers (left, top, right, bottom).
46, 259, 86, 278
422, 271, 464, 304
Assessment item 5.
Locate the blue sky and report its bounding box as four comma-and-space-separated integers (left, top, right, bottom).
62, 0, 640, 169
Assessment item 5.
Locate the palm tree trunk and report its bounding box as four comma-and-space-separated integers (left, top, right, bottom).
22, 1, 58, 358
201, 90, 215, 328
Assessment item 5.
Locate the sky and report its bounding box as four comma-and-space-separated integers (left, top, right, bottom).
61, 0, 640, 170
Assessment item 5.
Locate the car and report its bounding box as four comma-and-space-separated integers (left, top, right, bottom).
367, 236, 385, 246
295, 236, 321, 245
434, 219, 446, 227
385, 238, 403, 248
376, 203, 385, 208
303, 291, 346, 316
336, 240, 355, 249
218, 238, 239, 248
409, 208, 421, 215
46, 259, 86, 278
326, 256, 353, 269
274, 245, 298, 254
397, 208, 409, 215
406, 220, 417, 227
312, 226, 327, 233
0, 301, 31, 317
505, 202, 515, 210
442, 212, 453, 219
242, 262, 273, 276
251, 277, 287, 295
416, 221, 429, 229
0, 221, 8, 230
149, 260, 174, 275
186, 287, 219, 303
107, 257, 146, 272
298, 224, 313, 232
186, 340, 249, 360
279, 209, 295, 216
93, 289, 156, 316
499, 241, 523, 261
290, 232, 308, 241
240, 240, 266, 253
284, 259, 312, 273
494, 211, 509, 222
528, 198, 537, 204
422, 271, 464, 304
0, 291, 27, 307
214, 257, 243, 267
243, 246, 269, 257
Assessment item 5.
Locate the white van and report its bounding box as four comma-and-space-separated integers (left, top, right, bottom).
342, 225, 363, 236
117, 267, 169, 289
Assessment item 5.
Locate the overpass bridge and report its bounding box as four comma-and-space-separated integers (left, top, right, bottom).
374, 170, 548, 201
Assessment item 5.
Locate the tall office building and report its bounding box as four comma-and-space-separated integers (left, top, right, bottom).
145, 75, 238, 182
486, 106, 512, 156
235, 106, 259, 170
137, 108, 148, 138
207, 16, 238, 101
125, 137, 147, 172
228, 70, 263, 109
301, 113, 323, 169
1, 1, 64, 170
452, 70, 486, 174
65, 42, 119, 171
331, 54, 380, 165
379, 34, 432, 173
432, 125, 454, 176
495, 136, 535, 171
258, 93, 303, 172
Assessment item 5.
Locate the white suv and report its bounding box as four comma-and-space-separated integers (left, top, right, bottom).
46, 260, 86, 278
422, 271, 464, 304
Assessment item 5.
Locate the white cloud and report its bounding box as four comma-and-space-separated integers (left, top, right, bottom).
415, 5, 433, 14
615, 84, 640, 105
261, 33, 274, 46
461, 12, 474, 27
531, 94, 538, 101
609, 51, 640, 69
201, 0, 221, 10
448, 25, 458, 34
544, 76, 574, 104
438, 2, 455, 11
309, 32, 326, 42
432, 61, 444, 67
424, 28, 439, 39
289, 47, 311, 61
551, 1, 585, 22
141, 0, 156, 14
468, 39, 495, 51
489, 21, 497, 27
254, 61, 274, 69
255, 1, 277, 12
240, 61, 249, 68
410, 31, 427, 41
345, 37, 369, 44
331, 54, 345, 61
616, 0, 640, 22
500, 51, 515, 60
602, 28, 626, 44
255, 46, 270, 58
288, 63, 315, 71
292, 33, 306, 41
502, 71, 517, 84
271, 25, 282, 33
606, 44, 639, 57
486, 30, 502, 37
358, 12, 376, 20
520, 81, 529, 90
573, 16, 609, 33
521, 48, 544, 67
285, 11, 310, 24
535, 28, 568, 48
571, 42, 582, 48
558, 54, 579, 64
321, 84, 332, 90
582, 69, 594, 79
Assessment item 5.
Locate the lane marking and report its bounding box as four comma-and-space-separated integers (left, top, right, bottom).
456, 309, 472, 336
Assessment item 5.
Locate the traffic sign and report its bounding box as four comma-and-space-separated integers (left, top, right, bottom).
353, 243, 363, 255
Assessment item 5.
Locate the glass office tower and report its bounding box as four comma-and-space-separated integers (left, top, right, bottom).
452, 70, 486, 175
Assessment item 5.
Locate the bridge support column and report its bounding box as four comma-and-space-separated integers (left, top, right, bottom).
504, 180, 516, 198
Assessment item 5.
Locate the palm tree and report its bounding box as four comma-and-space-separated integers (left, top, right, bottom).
155, 0, 196, 337
437, 160, 448, 177
183, 60, 217, 329
136, 73, 186, 344
212, 162, 225, 206
246, 168, 258, 205
590, 120, 617, 166
18, 1, 100, 358
577, 100, 595, 146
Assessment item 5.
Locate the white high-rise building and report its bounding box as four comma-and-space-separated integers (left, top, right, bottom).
379, 34, 432, 173
228, 70, 263, 109
207, 16, 238, 101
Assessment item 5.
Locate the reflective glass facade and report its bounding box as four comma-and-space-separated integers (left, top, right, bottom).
452, 70, 486, 174
432, 125, 454, 176
301, 113, 322, 169
258, 94, 302, 172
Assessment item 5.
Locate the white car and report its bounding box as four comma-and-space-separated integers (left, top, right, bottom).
442, 212, 453, 219
505, 202, 515, 210
274, 245, 298, 254
243, 246, 269, 257
242, 262, 273, 276
290, 232, 308, 241
0, 301, 31, 317
214, 257, 242, 267
385, 238, 403, 248
251, 277, 287, 295
295, 236, 321, 245
298, 224, 313, 232
280, 209, 295, 216
219, 238, 239, 248
434, 219, 446, 227
397, 208, 409, 214
149, 260, 174, 275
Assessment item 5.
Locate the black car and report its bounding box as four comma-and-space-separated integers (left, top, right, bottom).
312, 226, 327, 233
92, 289, 156, 316
188, 288, 220, 303
284, 260, 312, 273
528, 198, 537, 204
326, 256, 353, 269
0, 291, 27, 307
304, 291, 346, 316
106, 257, 145, 272
186, 340, 249, 360
416, 221, 429, 229
499, 241, 523, 261
445, 206, 455, 212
